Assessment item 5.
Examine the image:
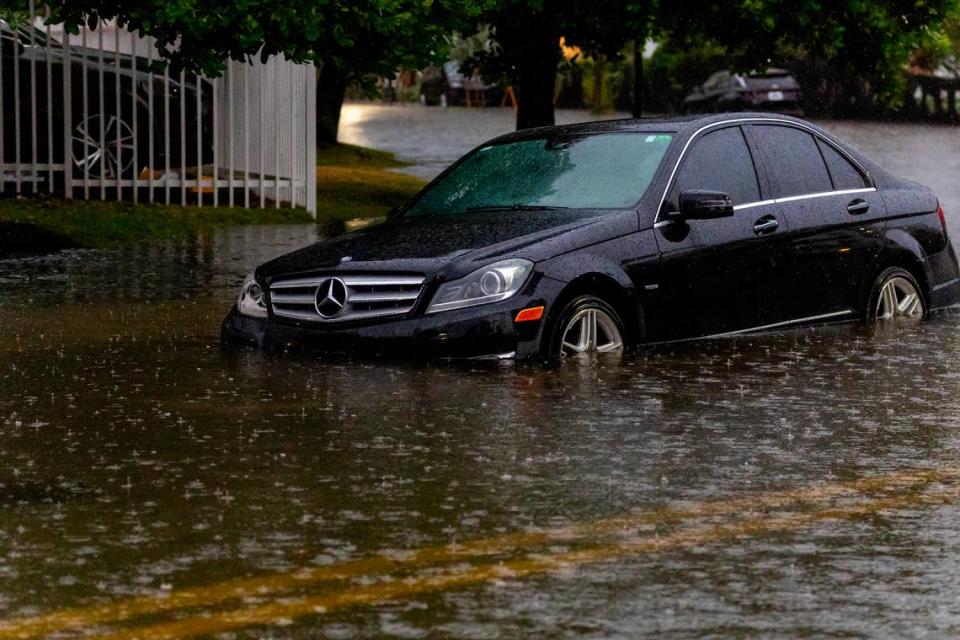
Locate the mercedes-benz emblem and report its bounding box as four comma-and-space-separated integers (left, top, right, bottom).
314, 277, 348, 319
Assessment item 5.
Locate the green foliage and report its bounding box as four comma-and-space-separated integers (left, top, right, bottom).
645, 40, 729, 112
468, 0, 957, 121
914, 2, 960, 79
467, 0, 642, 87
579, 56, 629, 112
0, 0, 489, 78
663, 0, 956, 110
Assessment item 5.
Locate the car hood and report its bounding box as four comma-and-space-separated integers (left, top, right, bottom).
257, 210, 623, 282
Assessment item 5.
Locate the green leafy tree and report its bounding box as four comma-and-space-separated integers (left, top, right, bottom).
662, 0, 955, 114
474, 0, 956, 128
468, 0, 640, 129
914, 3, 960, 80
1, 0, 330, 74
0, 0, 487, 144
314, 1, 488, 146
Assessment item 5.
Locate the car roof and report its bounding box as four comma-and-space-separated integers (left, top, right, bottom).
492, 112, 812, 143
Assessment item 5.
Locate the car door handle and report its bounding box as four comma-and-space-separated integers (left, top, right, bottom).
753, 216, 779, 235
847, 198, 870, 215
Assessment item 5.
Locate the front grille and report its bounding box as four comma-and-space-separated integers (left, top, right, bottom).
269, 274, 425, 323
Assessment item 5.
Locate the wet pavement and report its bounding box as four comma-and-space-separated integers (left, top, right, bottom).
3, 106, 960, 638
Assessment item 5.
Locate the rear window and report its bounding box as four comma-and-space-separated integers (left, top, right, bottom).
752, 125, 832, 198
816, 138, 869, 190
404, 133, 674, 216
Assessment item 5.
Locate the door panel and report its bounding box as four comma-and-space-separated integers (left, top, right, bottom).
686, 201, 790, 332
773, 192, 886, 317
747, 124, 885, 319
646, 125, 790, 339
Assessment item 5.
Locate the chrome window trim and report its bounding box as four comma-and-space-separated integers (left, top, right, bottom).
654, 117, 874, 224
774, 187, 875, 204
732, 199, 776, 211
654, 187, 876, 227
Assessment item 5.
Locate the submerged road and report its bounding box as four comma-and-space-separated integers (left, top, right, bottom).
2, 106, 960, 637
3, 466, 960, 638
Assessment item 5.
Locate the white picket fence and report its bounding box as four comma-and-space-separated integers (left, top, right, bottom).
0, 7, 317, 215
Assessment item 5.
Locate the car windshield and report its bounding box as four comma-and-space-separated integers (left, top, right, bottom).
404, 132, 673, 216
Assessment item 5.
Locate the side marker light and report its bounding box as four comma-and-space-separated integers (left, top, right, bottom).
515, 306, 545, 323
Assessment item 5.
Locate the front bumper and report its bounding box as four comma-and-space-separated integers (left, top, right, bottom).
221, 278, 564, 361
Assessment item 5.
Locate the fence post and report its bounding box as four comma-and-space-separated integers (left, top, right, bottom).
61, 15, 72, 198
306, 65, 317, 218
0, 17, 4, 197
28, 0, 37, 194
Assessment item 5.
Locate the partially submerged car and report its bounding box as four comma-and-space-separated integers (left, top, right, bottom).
684, 69, 803, 116
223, 113, 960, 361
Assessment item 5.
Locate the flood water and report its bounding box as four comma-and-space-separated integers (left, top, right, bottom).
3, 106, 960, 638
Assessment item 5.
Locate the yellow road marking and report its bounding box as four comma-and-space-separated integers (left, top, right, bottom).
86, 482, 960, 640
0, 466, 956, 639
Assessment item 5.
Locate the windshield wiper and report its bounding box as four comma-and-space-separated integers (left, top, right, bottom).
464, 204, 569, 212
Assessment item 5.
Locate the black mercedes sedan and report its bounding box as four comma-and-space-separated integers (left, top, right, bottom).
222, 113, 960, 361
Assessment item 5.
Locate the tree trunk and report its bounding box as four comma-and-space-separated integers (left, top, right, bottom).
632, 39, 644, 118
515, 30, 559, 130
317, 64, 348, 147
591, 55, 606, 113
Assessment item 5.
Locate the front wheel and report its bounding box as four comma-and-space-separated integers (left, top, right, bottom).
545, 295, 626, 359
866, 267, 925, 325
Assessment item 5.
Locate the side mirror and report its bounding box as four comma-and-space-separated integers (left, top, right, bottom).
678, 189, 734, 220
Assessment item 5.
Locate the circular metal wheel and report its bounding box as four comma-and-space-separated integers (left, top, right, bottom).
874, 274, 924, 323
72, 114, 136, 179
560, 306, 624, 356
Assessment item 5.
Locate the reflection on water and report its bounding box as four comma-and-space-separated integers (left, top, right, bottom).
2, 224, 960, 636
0, 225, 318, 309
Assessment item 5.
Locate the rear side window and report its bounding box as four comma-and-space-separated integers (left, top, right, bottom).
675, 126, 760, 206
816, 138, 868, 190
752, 125, 832, 198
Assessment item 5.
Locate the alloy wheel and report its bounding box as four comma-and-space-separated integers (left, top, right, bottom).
560, 307, 624, 356
875, 275, 924, 322
72, 114, 136, 179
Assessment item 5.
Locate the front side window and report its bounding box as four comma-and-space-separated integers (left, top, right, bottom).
752, 125, 832, 198
675, 126, 761, 206
404, 133, 673, 216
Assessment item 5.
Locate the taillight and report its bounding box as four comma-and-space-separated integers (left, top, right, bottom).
938, 204, 947, 233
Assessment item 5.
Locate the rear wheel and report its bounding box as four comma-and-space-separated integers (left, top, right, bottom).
866, 267, 925, 325
546, 295, 625, 358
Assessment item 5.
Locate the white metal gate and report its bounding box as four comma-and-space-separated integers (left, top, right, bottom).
0, 7, 316, 215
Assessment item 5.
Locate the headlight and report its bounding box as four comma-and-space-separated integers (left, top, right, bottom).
237, 273, 267, 318
427, 259, 533, 314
